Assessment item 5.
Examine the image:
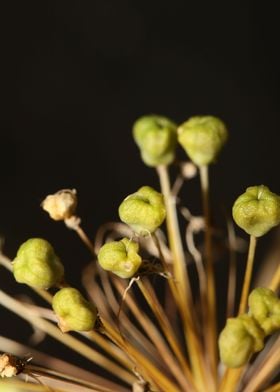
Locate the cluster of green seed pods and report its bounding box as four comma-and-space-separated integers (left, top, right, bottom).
133, 114, 228, 168
12, 238, 97, 333
219, 288, 280, 368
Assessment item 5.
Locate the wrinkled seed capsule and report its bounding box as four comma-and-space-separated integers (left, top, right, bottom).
13, 238, 64, 289
232, 185, 280, 237
218, 314, 264, 368
118, 186, 166, 236
178, 115, 228, 166
133, 115, 177, 167
52, 287, 97, 332
249, 287, 280, 335
98, 238, 142, 278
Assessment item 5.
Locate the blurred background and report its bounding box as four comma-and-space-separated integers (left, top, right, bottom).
1, 0, 279, 374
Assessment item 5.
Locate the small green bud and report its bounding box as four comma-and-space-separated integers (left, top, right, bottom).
249, 287, 280, 335
118, 186, 166, 236
232, 185, 280, 237
13, 238, 64, 289
98, 238, 142, 278
133, 115, 177, 167
177, 115, 228, 166
52, 288, 97, 332
219, 314, 264, 368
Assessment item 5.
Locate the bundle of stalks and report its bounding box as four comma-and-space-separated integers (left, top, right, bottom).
0, 115, 279, 392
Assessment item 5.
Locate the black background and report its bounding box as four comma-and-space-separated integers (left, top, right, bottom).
1, 0, 279, 375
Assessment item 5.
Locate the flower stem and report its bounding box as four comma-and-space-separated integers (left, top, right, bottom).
238, 235, 257, 315
157, 164, 208, 392
199, 164, 217, 382
269, 264, 280, 292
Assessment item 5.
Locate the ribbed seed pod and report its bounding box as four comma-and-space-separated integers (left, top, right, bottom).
249, 287, 280, 335
98, 238, 142, 278
13, 238, 64, 289
133, 115, 177, 167
218, 314, 264, 368
118, 186, 166, 236
52, 288, 97, 332
178, 115, 228, 166
232, 185, 280, 237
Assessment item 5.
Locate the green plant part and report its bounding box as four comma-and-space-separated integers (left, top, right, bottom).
133, 115, 177, 167
218, 314, 264, 368
249, 287, 280, 335
12, 238, 64, 290
177, 115, 228, 166
97, 238, 142, 279
118, 186, 166, 236
52, 287, 97, 333
232, 185, 280, 237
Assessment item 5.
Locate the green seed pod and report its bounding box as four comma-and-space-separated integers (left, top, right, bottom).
13, 238, 64, 289
52, 288, 97, 332
219, 314, 264, 368
98, 238, 142, 279
177, 115, 228, 166
133, 115, 177, 167
249, 287, 280, 335
232, 185, 280, 237
118, 186, 166, 236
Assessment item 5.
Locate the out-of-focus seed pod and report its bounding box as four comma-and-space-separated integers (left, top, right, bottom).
13, 238, 64, 289
232, 185, 280, 237
249, 287, 280, 335
133, 115, 177, 167
52, 288, 97, 332
218, 314, 264, 368
178, 115, 228, 166
98, 238, 142, 278
118, 186, 166, 236
41, 189, 77, 221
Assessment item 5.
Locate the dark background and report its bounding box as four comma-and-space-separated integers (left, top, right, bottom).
1, 0, 279, 377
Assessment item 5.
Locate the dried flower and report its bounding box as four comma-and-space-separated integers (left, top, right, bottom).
41, 189, 77, 221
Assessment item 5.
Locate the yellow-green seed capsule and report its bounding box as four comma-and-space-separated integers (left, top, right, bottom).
13, 238, 64, 289
52, 288, 97, 332
177, 115, 228, 166
218, 314, 264, 368
118, 186, 166, 236
232, 185, 280, 237
98, 238, 142, 278
249, 287, 280, 335
133, 115, 177, 167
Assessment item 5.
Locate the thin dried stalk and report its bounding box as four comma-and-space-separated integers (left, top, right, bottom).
243, 336, 280, 392
226, 219, 237, 318
199, 164, 217, 386
102, 319, 181, 392
0, 289, 135, 385
238, 235, 257, 315
157, 164, 207, 392
263, 382, 280, 392
0, 336, 129, 392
